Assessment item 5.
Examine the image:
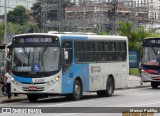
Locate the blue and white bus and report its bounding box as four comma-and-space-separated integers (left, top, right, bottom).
9, 33, 129, 102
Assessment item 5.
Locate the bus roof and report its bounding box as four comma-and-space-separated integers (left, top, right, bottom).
12, 33, 128, 41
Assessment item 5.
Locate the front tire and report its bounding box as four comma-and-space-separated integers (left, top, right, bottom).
27, 94, 39, 102
70, 79, 82, 100
151, 82, 158, 89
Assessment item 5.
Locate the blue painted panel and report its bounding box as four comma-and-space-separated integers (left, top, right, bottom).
61, 35, 88, 41
12, 74, 32, 83
61, 35, 89, 94
129, 51, 139, 68
62, 63, 89, 94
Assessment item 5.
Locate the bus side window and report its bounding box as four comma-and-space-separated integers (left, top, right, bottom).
86, 41, 95, 62
115, 42, 127, 61
74, 41, 85, 63
105, 42, 116, 61
96, 42, 105, 62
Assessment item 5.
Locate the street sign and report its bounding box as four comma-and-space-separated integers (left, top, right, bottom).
129, 51, 139, 68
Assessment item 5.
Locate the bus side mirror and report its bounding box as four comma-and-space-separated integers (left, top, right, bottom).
64, 49, 68, 60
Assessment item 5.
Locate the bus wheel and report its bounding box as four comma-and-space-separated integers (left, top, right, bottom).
105, 77, 114, 97
151, 82, 158, 89
97, 77, 114, 97
27, 94, 39, 102
70, 79, 82, 100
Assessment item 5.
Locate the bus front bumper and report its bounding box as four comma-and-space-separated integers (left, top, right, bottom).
141, 71, 160, 82
11, 81, 61, 94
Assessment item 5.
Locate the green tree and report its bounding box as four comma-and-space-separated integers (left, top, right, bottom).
117, 21, 134, 39
117, 21, 153, 50
7, 5, 29, 25
0, 22, 4, 44
0, 22, 40, 44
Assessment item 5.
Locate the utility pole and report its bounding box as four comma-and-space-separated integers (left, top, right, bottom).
4, 0, 7, 44
109, 0, 117, 35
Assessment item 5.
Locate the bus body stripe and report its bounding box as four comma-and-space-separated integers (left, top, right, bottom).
61, 35, 88, 41
12, 74, 32, 83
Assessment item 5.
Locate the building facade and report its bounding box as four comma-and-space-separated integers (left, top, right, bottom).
119, 0, 160, 22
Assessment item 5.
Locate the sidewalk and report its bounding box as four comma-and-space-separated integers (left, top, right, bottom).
0, 84, 27, 103
0, 75, 151, 103
126, 75, 150, 88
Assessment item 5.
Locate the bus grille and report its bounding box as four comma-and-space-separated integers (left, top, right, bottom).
21, 82, 46, 84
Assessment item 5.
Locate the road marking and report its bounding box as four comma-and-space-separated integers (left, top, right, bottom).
128, 102, 160, 107
37, 99, 96, 107
52, 113, 78, 116
135, 93, 153, 96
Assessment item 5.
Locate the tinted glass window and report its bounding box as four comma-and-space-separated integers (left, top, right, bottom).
74, 41, 85, 51
115, 42, 127, 61
105, 42, 116, 61
74, 41, 85, 62
86, 42, 95, 51
86, 41, 95, 62
97, 42, 104, 51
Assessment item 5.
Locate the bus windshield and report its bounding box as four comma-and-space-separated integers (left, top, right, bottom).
13, 47, 60, 72
142, 46, 160, 66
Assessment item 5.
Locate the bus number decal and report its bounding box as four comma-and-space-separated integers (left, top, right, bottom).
91, 66, 101, 73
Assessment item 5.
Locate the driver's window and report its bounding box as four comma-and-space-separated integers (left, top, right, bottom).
62, 41, 72, 73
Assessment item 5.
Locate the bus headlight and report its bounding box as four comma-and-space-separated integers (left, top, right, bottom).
55, 76, 60, 81
47, 76, 60, 85
11, 77, 14, 81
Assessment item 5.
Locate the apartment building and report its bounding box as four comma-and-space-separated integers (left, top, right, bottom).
120, 0, 160, 21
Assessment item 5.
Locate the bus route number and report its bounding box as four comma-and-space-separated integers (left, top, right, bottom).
34, 79, 45, 83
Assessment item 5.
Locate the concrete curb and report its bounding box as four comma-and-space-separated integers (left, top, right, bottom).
0, 95, 27, 104
0, 98, 27, 103
117, 85, 150, 90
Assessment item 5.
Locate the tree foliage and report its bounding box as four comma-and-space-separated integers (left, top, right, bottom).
117, 21, 153, 50
0, 22, 40, 44
7, 5, 29, 25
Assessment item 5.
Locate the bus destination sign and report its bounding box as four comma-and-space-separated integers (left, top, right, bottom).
143, 39, 160, 45
13, 36, 59, 44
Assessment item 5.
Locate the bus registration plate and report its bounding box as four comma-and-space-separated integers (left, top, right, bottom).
156, 76, 160, 80
28, 86, 37, 90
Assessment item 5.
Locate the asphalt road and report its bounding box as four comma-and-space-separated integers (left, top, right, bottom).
1, 87, 160, 116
